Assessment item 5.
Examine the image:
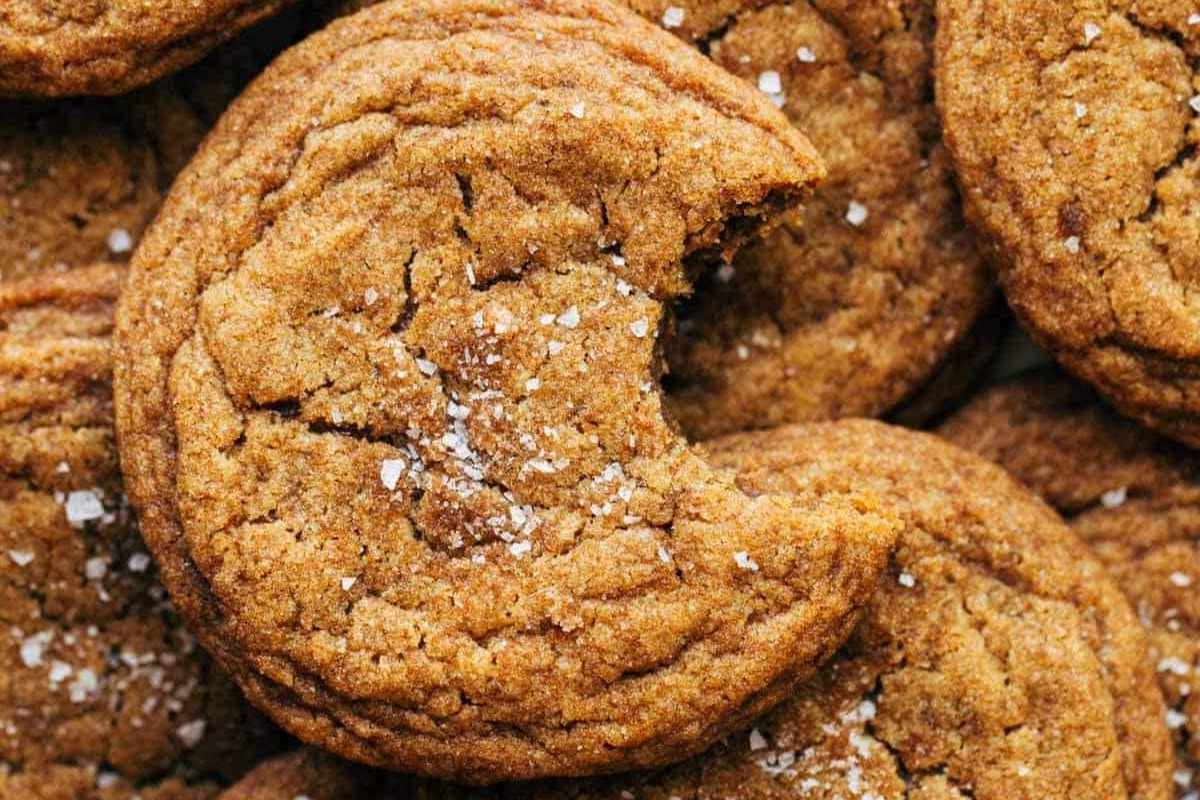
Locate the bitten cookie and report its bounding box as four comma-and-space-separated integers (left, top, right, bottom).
941, 370, 1200, 798
215, 420, 1174, 799
113, 0, 904, 784
0, 10, 310, 284
0, 0, 298, 97
936, 0, 1200, 448
0, 264, 280, 800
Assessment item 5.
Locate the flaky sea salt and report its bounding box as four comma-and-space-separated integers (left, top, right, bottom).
845, 201, 869, 227
1084, 22, 1101, 43
630, 319, 650, 338
380, 458, 406, 491
8, 550, 33, 566
569, 101, 586, 119
758, 71, 782, 94
661, 6, 685, 28
734, 551, 759, 571
1100, 486, 1126, 508
177, 719, 207, 748
107, 229, 133, 254
796, 46, 817, 63
65, 490, 105, 524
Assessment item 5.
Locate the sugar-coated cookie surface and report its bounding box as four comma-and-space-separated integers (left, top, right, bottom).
942, 370, 1200, 798
113, 0, 909, 784
0, 0, 298, 96
0, 265, 281, 800
216, 421, 1172, 800
936, 0, 1200, 448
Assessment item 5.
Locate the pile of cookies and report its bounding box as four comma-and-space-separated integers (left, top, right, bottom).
1, 0, 1196, 798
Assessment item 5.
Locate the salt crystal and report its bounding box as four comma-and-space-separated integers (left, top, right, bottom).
1171, 572, 1193, 587
84, 557, 108, 581
629, 319, 649, 338
416, 359, 438, 376
8, 550, 33, 567
1084, 22, 1101, 43
380, 459, 406, 491
734, 551, 759, 571
177, 719, 207, 748
845, 201, 869, 227
1100, 486, 1126, 508
65, 490, 105, 524
128, 553, 152, 573
898, 572, 916, 588
661, 6, 685, 27
106, 229, 133, 254
569, 101, 586, 119
509, 540, 532, 557
1064, 236, 1080, 254
749, 728, 768, 750
341, 576, 357, 591
364, 287, 379, 306
557, 306, 581, 328
758, 71, 782, 94
796, 46, 817, 63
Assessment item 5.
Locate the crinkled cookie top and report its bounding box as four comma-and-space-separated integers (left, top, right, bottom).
937, 0, 1200, 447
114, 0, 904, 784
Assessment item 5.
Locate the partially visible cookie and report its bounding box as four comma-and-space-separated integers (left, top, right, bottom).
0, 264, 281, 800
0, 0, 298, 97
941, 369, 1200, 797
656, 0, 991, 438
216, 421, 1174, 800
0, 8, 311, 284
936, 0, 1200, 448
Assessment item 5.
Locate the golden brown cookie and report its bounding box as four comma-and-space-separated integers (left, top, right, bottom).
655, 0, 991, 438
113, 0, 908, 784
936, 0, 1200, 448
0, 10, 312, 284
0, 264, 281, 800
217, 420, 1174, 799
941, 369, 1200, 797
0, 0, 298, 97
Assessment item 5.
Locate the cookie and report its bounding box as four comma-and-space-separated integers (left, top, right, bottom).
113, 0, 910, 784
0, 0, 298, 97
940, 370, 1200, 797
216, 420, 1174, 799
654, 0, 991, 438
0, 264, 281, 800
936, 0, 1200, 448
0, 10, 311, 285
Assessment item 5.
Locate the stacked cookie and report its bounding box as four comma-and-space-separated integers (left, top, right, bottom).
1, 0, 1196, 798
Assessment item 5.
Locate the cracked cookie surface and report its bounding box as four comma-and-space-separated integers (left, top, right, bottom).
0, 264, 280, 800
936, 0, 1200, 448
113, 0, 904, 784
215, 420, 1173, 800
0, 0, 298, 96
941, 370, 1200, 798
